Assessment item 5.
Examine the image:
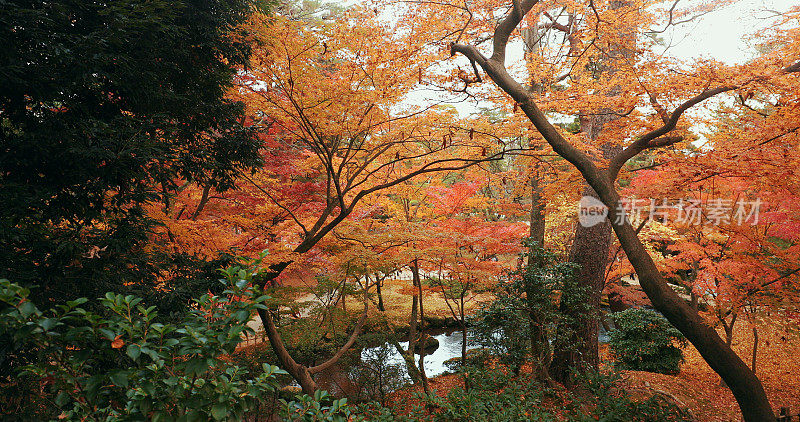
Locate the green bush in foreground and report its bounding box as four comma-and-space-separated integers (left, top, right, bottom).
609, 308, 687, 374
0, 260, 284, 421
399, 369, 692, 422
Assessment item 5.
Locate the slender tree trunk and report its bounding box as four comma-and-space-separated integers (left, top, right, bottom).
460, 293, 468, 374
751, 324, 759, 375
257, 308, 319, 394
400, 266, 423, 385
723, 313, 738, 347
412, 259, 430, 394
376, 278, 385, 312
392, 339, 422, 384
393, 263, 424, 387
717, 313, 738, 387
255, 272, 370, 395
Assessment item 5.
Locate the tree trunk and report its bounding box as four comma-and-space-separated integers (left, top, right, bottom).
450, 1, 775, 415
412, 259, 430, 394
257, 308, 319, 394
550, 139, 617, 383
392, 339, 422, 384
600, 188, 774, 421
723, 312, 738, 347
526, 172, 552, 380
376, 278, 385, 312
400, 265, 423, 385
255, 273, 370, 395
751, 324, 759, 375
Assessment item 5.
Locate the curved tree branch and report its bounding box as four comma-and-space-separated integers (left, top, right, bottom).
608, 85, 736, 180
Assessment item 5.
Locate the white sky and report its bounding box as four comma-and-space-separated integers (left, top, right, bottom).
665, 0, 795, 63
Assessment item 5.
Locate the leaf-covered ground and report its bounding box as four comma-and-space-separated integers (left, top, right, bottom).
658, 320, 800, 421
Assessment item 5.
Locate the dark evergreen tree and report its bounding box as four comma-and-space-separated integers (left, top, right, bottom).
0, 0, 264, 306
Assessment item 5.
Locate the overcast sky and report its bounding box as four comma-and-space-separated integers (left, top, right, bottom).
665, 0, 796, 63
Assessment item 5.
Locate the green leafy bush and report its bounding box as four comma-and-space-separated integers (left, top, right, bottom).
0, 260, 285, 421
609, 308, 687, 374
280, 390, 353, 422
401, 369, 692, 422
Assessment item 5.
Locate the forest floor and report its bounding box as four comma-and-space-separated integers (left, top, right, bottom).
390, 321, 800, 421
655, 319, 800, 421
372, 278, 493, 324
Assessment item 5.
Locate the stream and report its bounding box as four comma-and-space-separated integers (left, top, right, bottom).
363, 330, 477, 378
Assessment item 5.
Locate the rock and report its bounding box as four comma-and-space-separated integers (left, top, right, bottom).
413, 334, 439, 354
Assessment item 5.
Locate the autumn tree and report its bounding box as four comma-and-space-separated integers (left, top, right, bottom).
158, 8, 524, 393
623, 14, 800, 371
428, 0, 800, 418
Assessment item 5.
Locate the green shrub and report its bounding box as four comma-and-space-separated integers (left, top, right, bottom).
609, 308, 686, 374
412, 370, 556, 422
0, 259, 285, 421
469, 242, 581, 375
400, 369, 692, 422
0, 255, 402, 422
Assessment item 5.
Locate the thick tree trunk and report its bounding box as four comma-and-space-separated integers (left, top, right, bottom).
526, 172, 552, 380
392, 339, 423, 384
550, 185, 612, 384
549, 0, 629, 384
550, 143, 618, 383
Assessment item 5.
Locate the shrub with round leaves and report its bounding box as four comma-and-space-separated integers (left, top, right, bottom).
609, 308, 687, 374
0, 256, 286, 421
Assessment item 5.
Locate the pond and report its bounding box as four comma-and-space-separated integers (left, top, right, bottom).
308, 322, 614, 398
361, 322, 612, 379
360, 330, 479, 378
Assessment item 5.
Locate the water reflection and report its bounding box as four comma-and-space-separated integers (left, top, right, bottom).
360, 330, 478, 378
362, 323, 611, 379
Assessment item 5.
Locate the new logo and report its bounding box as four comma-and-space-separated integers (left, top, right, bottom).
579, 196, 608, 227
